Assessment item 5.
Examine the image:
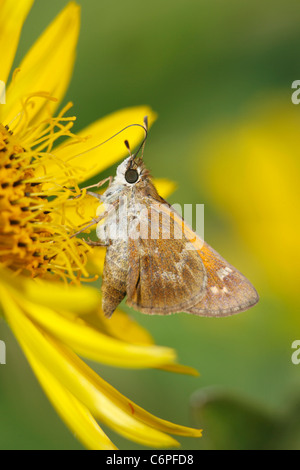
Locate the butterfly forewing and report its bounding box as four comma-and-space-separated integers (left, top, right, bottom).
126, 199, 207, 314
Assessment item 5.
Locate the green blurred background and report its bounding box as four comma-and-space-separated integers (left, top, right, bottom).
1, 0, 300, 450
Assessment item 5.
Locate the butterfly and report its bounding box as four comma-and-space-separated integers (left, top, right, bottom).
74, 117, 259, 318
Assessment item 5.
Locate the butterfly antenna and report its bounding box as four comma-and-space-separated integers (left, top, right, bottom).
124, 139, 133, 157
140, 116, 148, 159
133, 115, 148, 160
67, 122, 148, 161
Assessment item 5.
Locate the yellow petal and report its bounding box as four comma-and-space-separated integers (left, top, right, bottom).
90, 309, 200, 376
0, 266, 100, 314
86, 246, 106, 275
95, 308, 155, 346
0, 289, 116, 450
26, 349, 117, 450
21, 297, 176, 368
54, 193, 100, 230
2, 293, 181, 448
3, 2, 80, 126
158, 363, 200, 377
153, 178, 177, 199
0, 0, 34, 85
40, 106, 157, 184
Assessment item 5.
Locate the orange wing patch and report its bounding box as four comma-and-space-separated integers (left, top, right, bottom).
156, 202, 259, 316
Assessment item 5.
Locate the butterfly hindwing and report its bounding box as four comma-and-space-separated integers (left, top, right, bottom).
126, 195, 258, 316
186, 241, 259, 316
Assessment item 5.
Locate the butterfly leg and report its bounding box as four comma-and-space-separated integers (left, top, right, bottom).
70, 200, 119, 238
69, 176, 113, 200
85, 237, 109, 247
80, 176, 113, 193
85, 191, 102, 200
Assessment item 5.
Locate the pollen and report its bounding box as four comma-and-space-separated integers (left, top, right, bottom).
0, 116, 91, 282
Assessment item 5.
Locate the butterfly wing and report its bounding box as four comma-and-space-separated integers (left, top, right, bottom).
126, 200, 207, 314
186, 240, 259, 316
126, 196, 258, 316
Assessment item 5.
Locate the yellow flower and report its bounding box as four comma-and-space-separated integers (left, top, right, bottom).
196, 96, 299, 311
0, 0, 201, 449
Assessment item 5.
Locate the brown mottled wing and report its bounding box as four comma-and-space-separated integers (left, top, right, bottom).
102, 240, 128, 318
127, 198, 258, 316
126, 200, 207, 315
186, 241, 259, 316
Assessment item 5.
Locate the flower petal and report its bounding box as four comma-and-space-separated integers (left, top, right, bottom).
153, 178, 177, 199
54, 194, 100, 230
2, 292, 181, 448
87, 309, 200, 376
3, 2, 80, 126
0, 266, 100, 314
158, 363, 200, 377
94, 308, 155, 346
85, 246, 106, 275
41, 106, 157, 184
83, 308, 200, 376
0, 288, 116, 450
25, 349, 117, 450
21, 297, 177, 368
0, 0, 34, 85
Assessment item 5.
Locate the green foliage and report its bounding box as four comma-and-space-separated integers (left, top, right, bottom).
191, 387, 300, 450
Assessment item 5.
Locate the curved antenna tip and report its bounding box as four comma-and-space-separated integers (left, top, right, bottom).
143, 116, 149, 130
124, 139, 133, 157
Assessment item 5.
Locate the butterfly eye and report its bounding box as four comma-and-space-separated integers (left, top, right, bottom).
125, 168, 139, 184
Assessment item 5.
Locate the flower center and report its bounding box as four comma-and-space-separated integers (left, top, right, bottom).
0, 121, 90, 281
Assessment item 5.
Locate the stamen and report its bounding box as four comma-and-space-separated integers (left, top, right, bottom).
0, 101, 94, 283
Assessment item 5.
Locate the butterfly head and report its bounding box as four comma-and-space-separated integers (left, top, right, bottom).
114, 115, 150, 187
102, 116, 155, 201
115, 155, 149, 187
